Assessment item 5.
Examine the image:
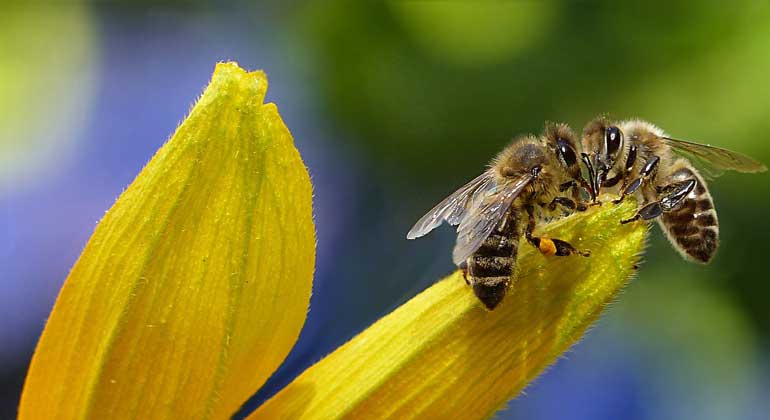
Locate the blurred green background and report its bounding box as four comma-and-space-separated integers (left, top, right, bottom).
2, 1, 769, 419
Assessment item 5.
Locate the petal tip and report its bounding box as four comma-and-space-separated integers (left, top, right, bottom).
210, 61, 268, 105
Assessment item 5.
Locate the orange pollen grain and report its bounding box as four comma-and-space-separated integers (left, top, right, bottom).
539, 238, 557, 256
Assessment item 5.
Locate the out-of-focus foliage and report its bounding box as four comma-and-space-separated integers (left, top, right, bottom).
292, 0, 770, 332
295, 1, 769, 180
392, 2, 554, 68
614, 265, 762, 419
0, 4, 95, 192
3, 1, 770, 419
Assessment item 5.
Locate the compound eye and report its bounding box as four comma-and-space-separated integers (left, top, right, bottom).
604, 126, 623, 158
556, 138, 577, 167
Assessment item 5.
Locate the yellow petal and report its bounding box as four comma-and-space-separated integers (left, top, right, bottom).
19, 62, 315, 419
249, 198, 645, 419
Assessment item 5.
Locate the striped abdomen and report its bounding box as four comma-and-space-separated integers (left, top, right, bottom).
466, 208, 521, 309
658, 162, 719, 263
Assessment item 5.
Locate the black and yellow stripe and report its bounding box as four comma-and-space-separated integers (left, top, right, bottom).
466, 210, 521, 310
659, 166, 719, 263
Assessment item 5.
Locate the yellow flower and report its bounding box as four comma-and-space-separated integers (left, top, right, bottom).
19, 62, 315, 419
249, 199, 645, 419
19, 61, 646, 419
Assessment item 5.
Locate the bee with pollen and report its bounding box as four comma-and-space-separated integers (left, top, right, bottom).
407, 123, 594, 310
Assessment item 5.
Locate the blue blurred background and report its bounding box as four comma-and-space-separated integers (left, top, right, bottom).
2, 2, 770, 419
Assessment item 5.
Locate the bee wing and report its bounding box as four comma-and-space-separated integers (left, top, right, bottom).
451, 173, 534, 265
662, 136, 767, 179
406, 170, 496, 240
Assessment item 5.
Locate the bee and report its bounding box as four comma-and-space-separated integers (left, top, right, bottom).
581, 116, 767, 263
407, 123, 592, 310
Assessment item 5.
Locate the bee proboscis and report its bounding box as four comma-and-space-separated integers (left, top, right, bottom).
581, 116, 767, 263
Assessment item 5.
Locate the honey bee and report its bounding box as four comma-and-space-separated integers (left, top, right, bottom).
407, 123, 592, 310
581, 116, 767, 263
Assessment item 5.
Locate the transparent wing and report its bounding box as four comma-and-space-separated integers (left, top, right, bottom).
406, 171, 495, 240
662, 137, 767, 179
451, 174, 534, 265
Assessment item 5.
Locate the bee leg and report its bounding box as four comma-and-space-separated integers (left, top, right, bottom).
658, 179, 697, 211
557, 181, 591, 211
525, 205, 590, 257
551, 239, 591, 257
613, 144, 638, 203
619, 202, 661, 224
555, 197, 590, 212
458, 261, 470, 285
620, 179, 696, 224
547, 197, 577, 212
613, 178, 643, 205
559, 180, 577, 192
614, 152, 656, 205
602, 172, 622, 188
581, 153, 600, 204
527, 235, 591, 257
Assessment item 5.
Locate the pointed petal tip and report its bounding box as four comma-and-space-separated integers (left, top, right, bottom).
20, 61, 314, 420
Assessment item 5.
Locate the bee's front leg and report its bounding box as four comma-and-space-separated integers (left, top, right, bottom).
614, 148, 652, 205
613, 144, 638, 199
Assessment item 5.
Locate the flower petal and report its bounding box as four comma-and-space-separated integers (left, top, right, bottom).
249, 198, 645, 419
19, 62, 315, 419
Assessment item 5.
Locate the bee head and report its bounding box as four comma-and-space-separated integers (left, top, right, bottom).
581, 116, 624, 199
495, 137, 547, 179
602, 126, 624, 170
544, 122, 592, 199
